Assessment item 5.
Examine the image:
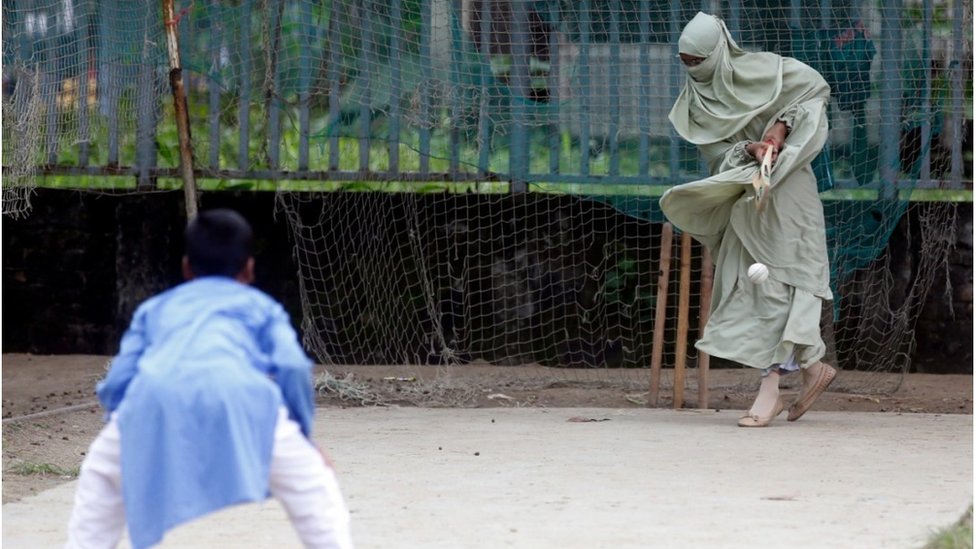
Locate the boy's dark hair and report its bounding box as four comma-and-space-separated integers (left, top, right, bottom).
184, 209, 254, 278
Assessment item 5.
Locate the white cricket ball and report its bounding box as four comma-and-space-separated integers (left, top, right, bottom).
747, 262, 769, 284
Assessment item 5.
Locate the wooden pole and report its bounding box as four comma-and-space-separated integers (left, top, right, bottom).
697, 247, 713, 409
648, 222, 673, 407
162, 0, 199, 220
673, 231, 692, 409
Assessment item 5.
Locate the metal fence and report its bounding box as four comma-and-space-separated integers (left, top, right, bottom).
2, 0, 972, 199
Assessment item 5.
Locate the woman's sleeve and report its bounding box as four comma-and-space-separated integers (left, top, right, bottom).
728, 140, 757, 166
780, 100, 830, 170
701, 139, 756, 174
777, 105, 800, 132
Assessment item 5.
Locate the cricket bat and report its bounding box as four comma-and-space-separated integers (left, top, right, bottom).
752, 145, 773, 212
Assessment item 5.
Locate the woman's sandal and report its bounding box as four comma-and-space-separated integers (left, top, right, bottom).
787, 362, 837, 422
737, 397, 786, 428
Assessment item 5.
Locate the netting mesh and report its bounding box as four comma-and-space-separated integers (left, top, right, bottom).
3, 0, 971, 397
2, 65, 41, 218
2, 0, 170, 201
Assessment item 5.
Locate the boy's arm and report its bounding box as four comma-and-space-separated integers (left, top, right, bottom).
96, 307, 148, 415
264, 307, 316, 438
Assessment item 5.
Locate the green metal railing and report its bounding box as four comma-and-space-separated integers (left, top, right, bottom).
2, 0, 971, 195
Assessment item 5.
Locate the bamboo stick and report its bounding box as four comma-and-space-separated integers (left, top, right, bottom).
673, 231, 692, 409
162, 0, 199, 220
648, 222, 673, 407
697, 247, 713, 409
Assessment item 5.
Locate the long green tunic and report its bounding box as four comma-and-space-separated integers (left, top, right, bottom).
660, 13, 832, 369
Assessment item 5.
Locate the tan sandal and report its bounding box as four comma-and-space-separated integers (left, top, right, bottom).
737, 397, 786, 428
787, 362, 837, 421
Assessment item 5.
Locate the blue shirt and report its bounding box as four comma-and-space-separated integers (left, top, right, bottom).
96, 277, 315, 549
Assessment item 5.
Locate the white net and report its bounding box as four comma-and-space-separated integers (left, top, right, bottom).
2, 66, 41, 218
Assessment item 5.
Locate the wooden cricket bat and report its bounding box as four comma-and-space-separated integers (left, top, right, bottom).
752, 145, 773, 212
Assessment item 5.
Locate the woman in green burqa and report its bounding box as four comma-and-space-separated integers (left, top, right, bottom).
660, 12, 836, 427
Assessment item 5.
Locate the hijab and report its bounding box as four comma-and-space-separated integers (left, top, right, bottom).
668, 12, 785, 145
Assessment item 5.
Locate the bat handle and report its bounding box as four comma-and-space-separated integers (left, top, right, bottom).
761, 146, 773, 177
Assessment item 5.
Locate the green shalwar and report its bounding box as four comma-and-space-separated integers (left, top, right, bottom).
660, 12, 832, 370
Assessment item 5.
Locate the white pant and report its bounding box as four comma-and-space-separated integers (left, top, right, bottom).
65, 409, 353, 549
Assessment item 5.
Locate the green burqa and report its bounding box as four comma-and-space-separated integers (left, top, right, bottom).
660, 12, 832, 370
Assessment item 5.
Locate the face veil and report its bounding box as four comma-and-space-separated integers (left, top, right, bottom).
669, 12, 785, 145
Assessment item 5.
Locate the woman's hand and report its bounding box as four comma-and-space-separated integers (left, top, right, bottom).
747, 121, 789, 165
746, 140, 779, 165
763, 121, 788, 150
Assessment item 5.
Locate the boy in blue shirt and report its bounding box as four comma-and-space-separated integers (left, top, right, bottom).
65, 209, 353, 549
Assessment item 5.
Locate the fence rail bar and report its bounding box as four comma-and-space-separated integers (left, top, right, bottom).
579, 0, 591, 177
359, 0, 373, 173
328, 4, 341, 171
23, 165, 503, 182
951, 0, 965, 180
237, 0, 252, 171
668, 0, 681, 182
449, 0, 462, 178
419, 0, 432, 174
389, 0, 403, 173
20, 165, 971, 191
135, 62, 156, 190
208, 0, 222, 171
298, 0, 312, 171
77, 0, 92, 168
106, 62, 120, 167
267, 0, 284, 170
921, 0, 933, 184
608, 1, 621, 177
510, 0, 530, 190
548, 0, 561, 175
638, 0, 651, 176
43, 64, 60, 165
878, 0, 902, 201
476, 0, 492, 177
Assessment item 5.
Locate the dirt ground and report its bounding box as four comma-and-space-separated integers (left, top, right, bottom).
2, 353, 973, 505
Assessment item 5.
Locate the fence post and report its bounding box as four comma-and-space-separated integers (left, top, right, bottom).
673, 231, 692, 409
648, 222, 674, 407
510, 0, 530, 191
950, 0, 965, 183
697, 248, 712, 409
162, 0, 199, 220
878, 0, 903, 200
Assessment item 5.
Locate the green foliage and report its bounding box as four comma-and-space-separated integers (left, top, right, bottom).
597, 250, 656, 367
25, 63, 972, 202
924, 506, 973, 549
8, 461, 79, 477
603, 255, 654, 314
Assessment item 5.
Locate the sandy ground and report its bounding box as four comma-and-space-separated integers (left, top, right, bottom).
2, 407, 973, 548
2, 354, 973, 548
